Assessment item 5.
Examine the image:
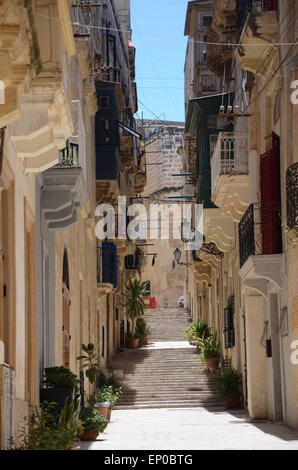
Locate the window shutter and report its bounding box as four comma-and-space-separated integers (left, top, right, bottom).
263, 0, 278, 11
260, 133, 282, 255
224, 296, 235, 349
102, 242, 117, 287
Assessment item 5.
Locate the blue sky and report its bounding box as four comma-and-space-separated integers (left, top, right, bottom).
130, 0, 189, 123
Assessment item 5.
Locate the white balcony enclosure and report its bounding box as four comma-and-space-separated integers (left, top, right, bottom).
211, 132, 250, 222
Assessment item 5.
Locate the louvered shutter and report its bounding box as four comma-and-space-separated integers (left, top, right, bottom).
102, 242, 117, 287
263, 0, 278, 11
224, 297, 235, 349
260, 132, 282, 255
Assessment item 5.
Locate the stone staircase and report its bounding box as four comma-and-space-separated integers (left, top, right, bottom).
109, 308, 224, 410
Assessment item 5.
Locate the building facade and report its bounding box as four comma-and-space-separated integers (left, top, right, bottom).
184, 0, 298, 429
0, 0, 140, 449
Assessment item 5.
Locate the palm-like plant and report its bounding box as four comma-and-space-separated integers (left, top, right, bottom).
122, 279, 148, 334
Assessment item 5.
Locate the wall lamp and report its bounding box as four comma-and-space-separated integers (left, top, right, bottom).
173, 247, 191, 267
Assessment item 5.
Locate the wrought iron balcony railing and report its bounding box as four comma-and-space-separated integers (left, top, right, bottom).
236, 0, 278, 42
211, 132, 248, 194
286, 162, 298, 233
58, 142, 79, 167
239, 201, 282, 268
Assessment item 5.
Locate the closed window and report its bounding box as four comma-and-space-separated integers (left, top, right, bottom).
100, 96, 110, 108
100, 117, 109, 142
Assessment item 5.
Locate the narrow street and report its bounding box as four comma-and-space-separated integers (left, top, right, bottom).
79, 408, 298, 450
0, 0, 297, 452
80, 308, 298, 451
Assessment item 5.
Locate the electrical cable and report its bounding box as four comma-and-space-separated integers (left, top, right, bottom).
35, 12, 298, 47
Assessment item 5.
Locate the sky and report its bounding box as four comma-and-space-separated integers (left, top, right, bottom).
130, 0, 189, 123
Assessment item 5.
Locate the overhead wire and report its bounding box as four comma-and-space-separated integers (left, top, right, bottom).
35, 11, 298, 47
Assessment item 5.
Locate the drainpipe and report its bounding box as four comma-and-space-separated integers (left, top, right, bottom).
242, 309, 248, 407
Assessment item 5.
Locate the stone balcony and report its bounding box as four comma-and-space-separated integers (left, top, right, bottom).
134, 171, 147, 193
41, 163, 87, 231
211, 132, 249, 222
236, 1, 279, 75
203, 208, 235, 253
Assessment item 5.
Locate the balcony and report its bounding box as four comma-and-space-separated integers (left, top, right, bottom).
134, 171, 146, 193
239, 202, 282, 268
203, 208, 235, 253
236, 0, 278, 74
239, 202, 283, 295
286, 162, 298, 241
207, 25, 233, 79
41, 142, 88, 230
211, 132, 249, 221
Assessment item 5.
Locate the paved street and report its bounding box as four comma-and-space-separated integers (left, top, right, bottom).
79, 407, 298, 450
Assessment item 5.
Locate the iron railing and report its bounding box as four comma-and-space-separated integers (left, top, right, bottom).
236, 0, 278, 42
239, 201, 282, 267
286, 162, 298, 232
211, 132, 248, 194
58, 141, 79, 167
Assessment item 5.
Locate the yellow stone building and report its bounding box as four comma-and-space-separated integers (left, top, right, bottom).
0, 0, 140, 449
184, 0, 298, 429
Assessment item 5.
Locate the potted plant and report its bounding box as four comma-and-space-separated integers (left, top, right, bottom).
100, 385, 121, 421
216, 367, 243, 409
122, 279, 148, 348
125, 331, 140, 349
199, 333, 221, 373
88, 388, 110, 419
40, 366, 80, 413
77, 343, 101, 385
17, 398, 82, 450
180, 321, 211, 348
79, 407, 108, 441
135, 317, 150, 346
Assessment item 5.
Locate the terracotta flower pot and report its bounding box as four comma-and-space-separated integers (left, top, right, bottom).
143, 334, 148, 345
125, 337, 139, 349
205, 357, 220, 373
79, 431, 99, 441
225, 393, 242, 409
107, 407, 112, 421
94, 402, 110, 419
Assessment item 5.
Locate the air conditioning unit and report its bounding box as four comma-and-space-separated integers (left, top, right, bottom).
125, 254, 139, 270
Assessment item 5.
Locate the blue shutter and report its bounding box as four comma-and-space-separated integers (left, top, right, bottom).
102, 242, 117, 288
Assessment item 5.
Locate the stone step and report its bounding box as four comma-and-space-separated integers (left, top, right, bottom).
109, 308, 223, 409
114, 403, 224, 410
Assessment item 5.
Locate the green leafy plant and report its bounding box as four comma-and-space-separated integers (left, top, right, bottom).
122, 279, 148, 333
215, 368, 242, 399
100, 385, 121, 409
97, 372, 122, 395
77, 343, 101, 385
79, 407, 108, 434
199, 333, 221, 361
17, 399, 82, 450
88, 388, 110, 407
180, 320, 211, 343
43, 366, 79, 392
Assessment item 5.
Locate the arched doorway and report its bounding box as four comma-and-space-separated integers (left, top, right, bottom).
62, 249, 71, 368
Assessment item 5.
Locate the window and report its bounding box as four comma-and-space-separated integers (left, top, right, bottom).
100, 96, 110, 108
102, 326, 105, 357
100, 117, 109, 142
203, 35, 207, 62
224, 296, 235, 349
202, 76, 216, 92
203, 16, 212, 26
